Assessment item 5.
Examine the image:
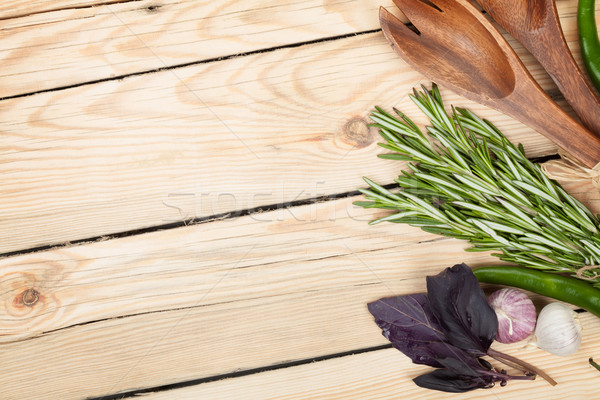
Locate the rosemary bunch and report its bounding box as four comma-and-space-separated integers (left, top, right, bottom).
356, 85, 600, 285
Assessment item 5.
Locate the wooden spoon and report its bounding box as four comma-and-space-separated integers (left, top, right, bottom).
380, 0, 600, 168
475, 0, 600, 137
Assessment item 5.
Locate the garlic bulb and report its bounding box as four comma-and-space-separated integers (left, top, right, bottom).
531, 303, 582, 356
488, 288, 536, 343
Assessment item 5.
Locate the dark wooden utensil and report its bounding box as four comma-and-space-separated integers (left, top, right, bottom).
476, 0, 600, 137
380, 0, 600, 168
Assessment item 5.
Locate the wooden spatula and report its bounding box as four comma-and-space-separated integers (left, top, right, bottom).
380, 0, 600, 168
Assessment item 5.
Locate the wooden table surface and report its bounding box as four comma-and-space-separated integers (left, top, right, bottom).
2, 1, 600, 399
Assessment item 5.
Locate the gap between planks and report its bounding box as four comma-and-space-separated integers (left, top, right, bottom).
0, 0, 147, 20
0, 150, 561, 260
2, 191, 600, 399
0, 195, 464, 342
0, 29, 383, 102
0, 0, 591, 98
0, 195, 508, 399
132, 313, 600, 400
86, 344, 394, 400
0, 0, 396, 98
0, 30, 565, 255
0, 187, 368, 259
1, 1, 600, 398
81, 310, 596, 400
0, 0, 145, 22
0, 1, 585, 256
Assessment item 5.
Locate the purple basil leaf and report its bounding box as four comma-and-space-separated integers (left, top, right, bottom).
413, 368, 496, 393
368, 293, 449, 367
426, 263, 498, 355
435, 354, 485, 377
414, 352, 497, 393
412, 343, 498, 392
425, 341, 484, 371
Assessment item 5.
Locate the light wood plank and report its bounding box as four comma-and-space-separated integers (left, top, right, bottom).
0, 30, 568, 254
0, 286, 391, 400
1, 193, 598, 399
0, 196, 500, 399
0, 0, 127, 20
138, 312, 600, 400
0, 0, 395, 97
0, 0, 592, 98
0, 196, 490, 342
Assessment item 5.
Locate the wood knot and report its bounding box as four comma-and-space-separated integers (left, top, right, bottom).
20, 289, 39, 307
340, 118, 375, 149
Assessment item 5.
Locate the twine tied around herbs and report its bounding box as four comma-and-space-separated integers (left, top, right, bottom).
541, 149, 600, 189
577, 265, 600, 281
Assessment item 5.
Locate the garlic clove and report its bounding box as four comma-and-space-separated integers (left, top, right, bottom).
530, 302, 582, 357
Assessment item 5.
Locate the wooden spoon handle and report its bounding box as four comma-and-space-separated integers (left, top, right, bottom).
486, 0, 600, 137
505, 79, 600, 168
528, 6, 600, 136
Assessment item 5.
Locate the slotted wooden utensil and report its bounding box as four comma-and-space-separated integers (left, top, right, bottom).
380, 0, 600, 168
476, 0, 600, 136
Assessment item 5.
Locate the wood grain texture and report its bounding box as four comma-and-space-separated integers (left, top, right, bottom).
0, 203, 493, 398
0, 196, 489, 343
0, 30, 567, 255
2, 193, 598, 399
3, 2, 600, 400
0, 0, 592, 98
0, 0, 393, 97
0, 0, 131, 20
137, 312, 600, 400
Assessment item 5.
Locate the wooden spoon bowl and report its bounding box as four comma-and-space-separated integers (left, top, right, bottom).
380, 0, 600, 168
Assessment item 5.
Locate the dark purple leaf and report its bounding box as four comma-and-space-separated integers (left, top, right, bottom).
412, 343, 500, 392
435, 353, 484, 377
368, 293, 448, 367
426, 263, 497, 355
413, 367, 495, 393
414, 351, 497, 392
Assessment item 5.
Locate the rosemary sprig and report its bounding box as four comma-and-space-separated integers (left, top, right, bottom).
356, 85, 600, 285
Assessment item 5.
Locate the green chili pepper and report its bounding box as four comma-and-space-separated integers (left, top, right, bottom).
578, 0, 600, 91
473, 266, 600, 318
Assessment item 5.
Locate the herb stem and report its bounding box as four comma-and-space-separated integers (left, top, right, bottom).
590, 357, 600, 372
503, 374, 536, 381
481, 368, 535, 387
487, 348, 557, 386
